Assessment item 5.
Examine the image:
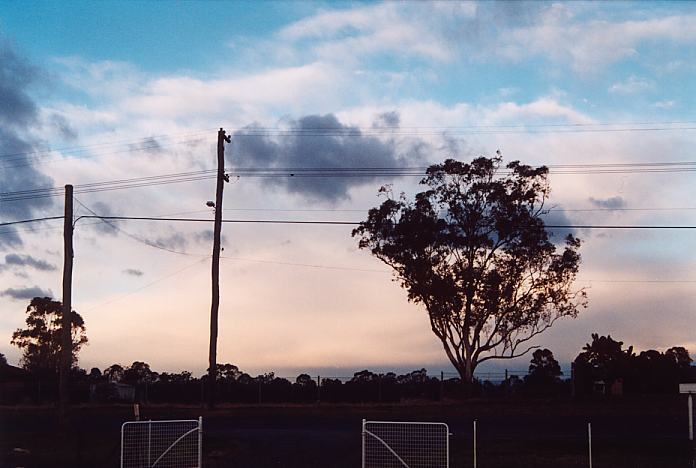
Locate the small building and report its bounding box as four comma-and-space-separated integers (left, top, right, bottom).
90, 382, 135, 402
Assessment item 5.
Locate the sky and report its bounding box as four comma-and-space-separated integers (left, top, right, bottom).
1, 1, 695, 378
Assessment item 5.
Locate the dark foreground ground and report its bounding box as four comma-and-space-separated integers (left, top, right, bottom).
1, 396, 694, 467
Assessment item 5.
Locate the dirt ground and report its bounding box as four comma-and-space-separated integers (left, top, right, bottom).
1, 396, 694, 467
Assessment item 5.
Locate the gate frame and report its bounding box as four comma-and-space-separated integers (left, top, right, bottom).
120, 417, 203, 468
362, 419, 450, 468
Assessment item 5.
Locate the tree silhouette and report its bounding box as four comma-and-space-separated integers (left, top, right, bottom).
666, 346, 692, 368
353, 156, 586, 388
10, 297, 88, 374
529, 348, 562, 379
573, 333, 634, 394
525, 348, 562, 395
103, 363, 125, 382
122, 361, 157, 385
213, 363, 241, 381
0, 353, 6, 366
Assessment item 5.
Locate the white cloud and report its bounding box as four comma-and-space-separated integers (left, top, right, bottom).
500, 5, 696, 72
653, 100, 676, 109
278, 2, 476, 63
608, 75, 655, 94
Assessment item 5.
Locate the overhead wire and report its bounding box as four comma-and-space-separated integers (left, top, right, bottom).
2, 119, 696, 158
72, 198, 208, 257
6, 160, 696, 203
2, 215, 696, 285
80, 256, 210, 313
3, 120, 696, 170
5, 214, 696, 230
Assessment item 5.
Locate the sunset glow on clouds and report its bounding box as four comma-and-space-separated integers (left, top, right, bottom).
1, 1, 695, 376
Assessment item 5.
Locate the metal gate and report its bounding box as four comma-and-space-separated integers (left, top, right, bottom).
362, 420, 450, 468
121, 418, 202, 468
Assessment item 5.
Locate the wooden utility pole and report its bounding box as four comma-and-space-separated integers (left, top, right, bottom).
59, 184, 74, 418
207, 128, 230, 408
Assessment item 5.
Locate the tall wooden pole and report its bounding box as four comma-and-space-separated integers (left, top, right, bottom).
208, 128, 229, 408
59, 184, 74, 418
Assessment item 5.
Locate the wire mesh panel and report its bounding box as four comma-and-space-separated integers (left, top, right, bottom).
363, 420, 449, 468
121, 418, 202, 468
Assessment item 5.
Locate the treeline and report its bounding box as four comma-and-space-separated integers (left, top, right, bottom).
572, 334, 693, 396
98, 365, 455, 404
2, 333, 693, 405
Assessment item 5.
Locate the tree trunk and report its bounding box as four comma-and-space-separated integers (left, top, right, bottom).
460, 360, 476, 398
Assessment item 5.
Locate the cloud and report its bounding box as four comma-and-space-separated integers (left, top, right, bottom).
4, 254, 57, 271
653, 100, 676, 109
0, 286, 53, 301
541, 208, 579, 240
0, 37, 55, 248
129, 136, 163, 156
589, 196, 626, 209
88, 201, 120, 236
372, 111, 400, 128
49, 113, 78, 140
277, 3, 696, 73
229, 113, 426, 202
495, 5, 696, 72
278, 3, 473, 63
608, 76, 654, 94
148, 233, 189, 251
123, 268, 144, 277
192, 229, 227, 246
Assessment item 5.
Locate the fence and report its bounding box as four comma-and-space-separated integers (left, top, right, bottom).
121, 418, 202, 468
362, 420, 450, 468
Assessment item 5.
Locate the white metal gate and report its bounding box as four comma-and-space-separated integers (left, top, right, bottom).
121, 418, 202, 468
362, 420, 450, 468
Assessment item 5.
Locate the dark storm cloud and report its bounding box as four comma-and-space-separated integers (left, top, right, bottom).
372, 111, 400, 128
0, 37, 55, 249
123, 268, 144, 277
541, 208, 579, 240
89, 201, 120, 235
50, 113, 77, 140
129, 136, 163, 156
229, 113, 424, 202
589, 196, 626, 210
192, 229, 227, 245
149, 232, 189, 250
4, 254, 57, 271
0, 286, 53, 300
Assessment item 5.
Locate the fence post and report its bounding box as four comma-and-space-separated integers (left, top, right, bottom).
317, 375, 321, 403
200, 380, 205, 408
361, 419, 366, 468
148, 420, 152, 467
689, 394, 693, 441
440, 371, 444, 401
588, 422, 592, 468
473, 419, 477, 468
377, 375, 382, 403
198, 416, 203, 468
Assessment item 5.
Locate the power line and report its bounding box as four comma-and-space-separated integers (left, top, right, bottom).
73, 198, 207, 257
220, 256, 388, 273
5, 214, 696, 230
81, 256, 210, 313
7, 160, 696, 203
3, 120, 696, 161
0, 216, 64, 226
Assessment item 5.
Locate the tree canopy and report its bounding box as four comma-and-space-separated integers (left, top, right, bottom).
10, 297, 88, 374
353, 156, 586, 385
